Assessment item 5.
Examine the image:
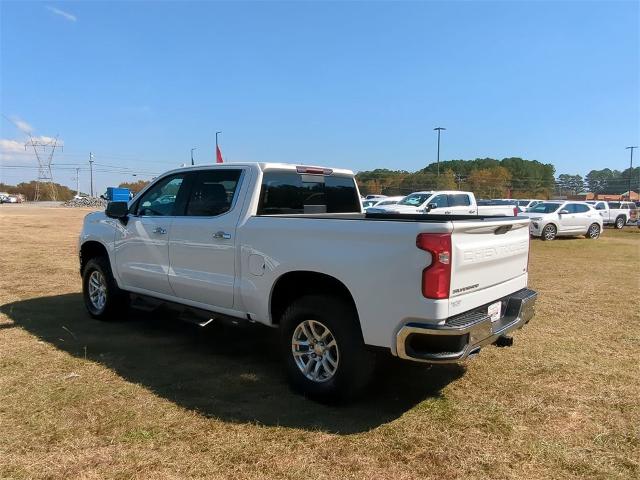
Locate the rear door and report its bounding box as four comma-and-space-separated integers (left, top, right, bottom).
167, 167, 247, 309
449, 218, 530, 298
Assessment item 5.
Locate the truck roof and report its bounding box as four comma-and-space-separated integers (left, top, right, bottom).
163, 162, 355, 177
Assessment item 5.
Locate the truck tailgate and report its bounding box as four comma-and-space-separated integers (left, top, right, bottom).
450, 218, 530, 298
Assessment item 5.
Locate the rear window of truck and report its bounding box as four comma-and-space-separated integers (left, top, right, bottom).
257, 171, 361, 215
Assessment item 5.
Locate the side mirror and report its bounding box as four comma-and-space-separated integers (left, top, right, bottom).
106, 201, 129, 222
559, 209, 569, 215
426, 203, 438, 212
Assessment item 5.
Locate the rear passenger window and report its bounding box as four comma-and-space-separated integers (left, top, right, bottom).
608, 202, 621, 209
258, 172, 360, 214
573, 204, 589, 213
185, 169, 242, 216
448, 194, 471, 206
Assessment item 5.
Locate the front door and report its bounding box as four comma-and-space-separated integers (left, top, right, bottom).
115, 173, 188, 296
168, 168, 245, 309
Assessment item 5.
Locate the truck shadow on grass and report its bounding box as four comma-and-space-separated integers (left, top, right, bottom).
1, 293, 464, 434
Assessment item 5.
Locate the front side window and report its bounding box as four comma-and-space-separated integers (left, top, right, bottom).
430, 194, 449, 209
185, 169, 242, 216
136, 174, 186, 216
595, 202, 606, 210
258, 172, 360, 214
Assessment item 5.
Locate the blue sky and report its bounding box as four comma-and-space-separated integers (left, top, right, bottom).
1, 0, 638, 194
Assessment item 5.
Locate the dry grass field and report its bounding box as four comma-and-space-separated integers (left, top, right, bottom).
0, 204, 638, 480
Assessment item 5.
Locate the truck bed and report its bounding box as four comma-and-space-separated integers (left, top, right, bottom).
258, 212, 523, 222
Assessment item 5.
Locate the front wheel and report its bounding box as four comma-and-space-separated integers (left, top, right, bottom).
587, 223, 601, 239
541, 224, 557, 241
614, 216, 625, 229
82, 256, 128, 320
279, 294, 374, 402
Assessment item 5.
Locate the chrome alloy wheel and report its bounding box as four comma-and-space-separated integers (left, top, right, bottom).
291, 319, 339, 383
88, 270, 107, 312
543, 224, 556, 240
588, 223, 600, 238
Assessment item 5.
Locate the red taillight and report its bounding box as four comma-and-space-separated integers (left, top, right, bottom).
514, 207, 519, 216
416, 233, 452, 299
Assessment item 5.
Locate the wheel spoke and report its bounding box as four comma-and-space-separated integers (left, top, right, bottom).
312, 359, 322, 380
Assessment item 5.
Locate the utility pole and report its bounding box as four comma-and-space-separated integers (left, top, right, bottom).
433, 127, 446, 189
75, 168, 80, 197
89, 152, 95, 197
626, 146, 638, 201
191, 147, 197, 166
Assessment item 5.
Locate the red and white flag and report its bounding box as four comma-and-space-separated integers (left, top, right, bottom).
216, 145, 223, 163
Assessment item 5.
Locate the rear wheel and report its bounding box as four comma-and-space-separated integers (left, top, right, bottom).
541, 224, 557, 241
615, 216, 625, 229
82, 256, 128, 320
587, 223, 601, 239
279, 294, 374, 402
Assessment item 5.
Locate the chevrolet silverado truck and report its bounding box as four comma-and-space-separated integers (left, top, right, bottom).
587, 200, 638, 229
79, 163, 537, 401
368, 190, 519, 216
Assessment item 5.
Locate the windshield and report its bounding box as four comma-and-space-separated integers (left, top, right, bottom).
529, 202, 561, 214
398, 193, 431, 206
362, 200, 378, 208
517, 200, 531, 206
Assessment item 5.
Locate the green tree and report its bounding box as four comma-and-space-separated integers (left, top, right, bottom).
556, 174, 585, 196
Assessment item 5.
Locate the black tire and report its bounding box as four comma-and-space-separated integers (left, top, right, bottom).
614, 216, 625, 229
82, 256, 128, 320
587, 223, 601, 239
541, 224, 557, 241
279, 294, 374, 403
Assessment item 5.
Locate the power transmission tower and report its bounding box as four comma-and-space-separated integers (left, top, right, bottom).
25, 135, 62, 201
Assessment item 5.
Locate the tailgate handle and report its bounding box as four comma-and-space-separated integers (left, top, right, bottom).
494, 225, 512, 235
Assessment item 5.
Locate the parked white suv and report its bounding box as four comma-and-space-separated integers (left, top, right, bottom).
523, 201, 603, 240
79, 163, 537, 401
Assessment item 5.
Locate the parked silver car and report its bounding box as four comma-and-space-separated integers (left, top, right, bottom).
522, 201, 603, 241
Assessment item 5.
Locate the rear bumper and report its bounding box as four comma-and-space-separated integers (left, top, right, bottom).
396, 288, 537, 363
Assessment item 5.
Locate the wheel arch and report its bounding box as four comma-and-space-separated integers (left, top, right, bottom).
269, 270, 359, 327
79, 240, 110, 275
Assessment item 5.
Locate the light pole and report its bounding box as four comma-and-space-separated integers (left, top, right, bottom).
191, 147, 197, 166
434, 127, 446, 188
89, 152, 95, 197
626, 146, 638, 200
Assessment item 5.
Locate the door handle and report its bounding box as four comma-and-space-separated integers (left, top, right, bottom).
444, 210, 451, 214
153, 226, 167, 234
213, 231, 231, 240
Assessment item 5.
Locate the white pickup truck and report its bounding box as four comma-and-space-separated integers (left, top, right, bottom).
587, 200, 638, 229
368, 190, 518, 216
79, 163, 537, 401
